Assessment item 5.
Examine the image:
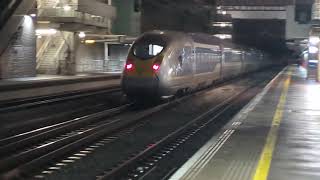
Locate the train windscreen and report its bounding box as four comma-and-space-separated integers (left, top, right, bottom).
132, 35, 167, 60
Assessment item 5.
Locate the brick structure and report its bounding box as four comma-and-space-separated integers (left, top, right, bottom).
0, 16, 36, 79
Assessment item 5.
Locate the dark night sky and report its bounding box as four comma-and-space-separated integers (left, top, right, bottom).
141, 0, 215, 33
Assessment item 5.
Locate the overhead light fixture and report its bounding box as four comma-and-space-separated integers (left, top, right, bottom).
63, 5, 71, 11
30, 13, 36, 17
212, 22, 232, 27
85, 40, 95, 44
78, 32, 86, 38
36, 29, 57, 35
214, 34, 232, 39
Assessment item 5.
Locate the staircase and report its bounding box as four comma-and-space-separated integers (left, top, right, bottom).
37, 35, 67, 74
37, 0, 58, 8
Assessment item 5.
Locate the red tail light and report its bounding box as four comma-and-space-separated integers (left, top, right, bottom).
126, 63, 133, 70
125, 59, 134, 71
152, 64, 160, 71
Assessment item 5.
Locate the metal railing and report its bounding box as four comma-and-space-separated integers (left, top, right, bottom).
76, 59, 125, 73
217, 0, 294, 7
36, 36, 54, 67
105, 59, 126, 72
221, 6, 286, 11
38, 8, 108, 27
37, 32, 73, 74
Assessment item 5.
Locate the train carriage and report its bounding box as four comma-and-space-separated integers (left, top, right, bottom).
121, 30, 269, 99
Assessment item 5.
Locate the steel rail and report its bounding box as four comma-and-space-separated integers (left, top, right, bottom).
0, 86, 121, 113
99, 83, 259, 180
0, 93, 191, 179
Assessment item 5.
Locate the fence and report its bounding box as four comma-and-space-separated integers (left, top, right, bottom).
76, 59, 126, 73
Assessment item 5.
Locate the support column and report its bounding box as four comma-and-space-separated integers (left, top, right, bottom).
61, 32, 77, 75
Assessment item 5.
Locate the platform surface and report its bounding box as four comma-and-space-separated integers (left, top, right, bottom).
0, 73, 121, 102
0, 73, 120, 87
170, 66, 320, 180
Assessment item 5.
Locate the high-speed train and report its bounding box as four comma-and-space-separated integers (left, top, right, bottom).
121, 30, 270, 99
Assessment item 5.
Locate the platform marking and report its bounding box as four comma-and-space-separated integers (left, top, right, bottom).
169, 67, 289, 180
252, 70, 292, 180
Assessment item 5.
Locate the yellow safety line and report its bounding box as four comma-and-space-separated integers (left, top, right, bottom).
252, 69, 292, 180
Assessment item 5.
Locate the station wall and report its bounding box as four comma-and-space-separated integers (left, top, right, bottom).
75, 42, 105, 73
112, 0, 141, 36
0, 16, 36, 79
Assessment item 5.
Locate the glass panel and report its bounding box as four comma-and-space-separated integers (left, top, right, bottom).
133, 44, 164, 59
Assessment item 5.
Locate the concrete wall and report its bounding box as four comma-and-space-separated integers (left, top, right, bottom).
0, 16, 36, 79
105, 44, 130, 72
112, 0, 141, 36
141, 1, 211, 33
232, 19, 287, 53
75, 42, 105, 72
286, 5, 311, 39
78, 0, 116, 19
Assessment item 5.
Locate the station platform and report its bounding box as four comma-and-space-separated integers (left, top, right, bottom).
0, 73, 121, 102
170, 65, 320, 180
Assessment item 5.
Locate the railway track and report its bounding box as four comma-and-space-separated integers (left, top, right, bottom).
0, 103, 132, 179
0, 68, 281, 180
99, 83, 257, 180
0, 91, 195, 180
96, 69, 281, 180
0, 86, 121, 113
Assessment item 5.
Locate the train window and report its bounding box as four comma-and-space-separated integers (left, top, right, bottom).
132, 35, 167, 59
133, 44, 164, 59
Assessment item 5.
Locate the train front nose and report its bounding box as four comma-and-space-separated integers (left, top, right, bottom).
122, 76, 159, 96
121, 58, 161, 96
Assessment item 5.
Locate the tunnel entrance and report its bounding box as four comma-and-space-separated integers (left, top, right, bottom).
232, 19, 287, 54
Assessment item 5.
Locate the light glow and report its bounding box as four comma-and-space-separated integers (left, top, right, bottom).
63, 5, 71, 11
214, 34, 232, 39
36, 29, 57, 35
126, 63, 133, 70
309, 36, 320, 45
79, 32, 86, 38
212, 22, 232, 27
309, 60, 319, 63
152, 64, 160, 71
309, 46, 319, 54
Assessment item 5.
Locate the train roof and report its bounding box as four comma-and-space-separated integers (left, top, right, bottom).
140, 30, 261, 52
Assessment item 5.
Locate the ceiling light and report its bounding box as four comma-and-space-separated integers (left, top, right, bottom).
36, 29, 57, 35
63, 5, 71, 11
79, 32, 86, 38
